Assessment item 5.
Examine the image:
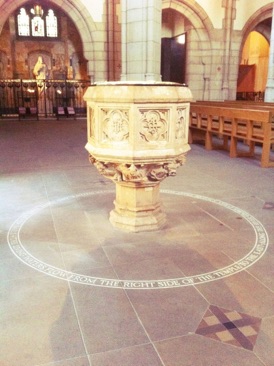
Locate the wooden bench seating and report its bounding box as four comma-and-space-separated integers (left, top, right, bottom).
189, 102, 274, 168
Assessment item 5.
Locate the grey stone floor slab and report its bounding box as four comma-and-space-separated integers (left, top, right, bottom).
0, 119, 274, 366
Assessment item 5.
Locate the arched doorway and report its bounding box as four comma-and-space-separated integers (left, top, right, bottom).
239, 5, 273, 101
161, 9, 187, 84
161, 1, 213, 100
237, 29, 270, 100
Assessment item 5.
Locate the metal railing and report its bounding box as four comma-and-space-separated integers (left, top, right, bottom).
0, 79, 90, 118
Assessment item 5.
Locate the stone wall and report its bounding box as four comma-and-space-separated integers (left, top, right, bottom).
0, 0, 273, 100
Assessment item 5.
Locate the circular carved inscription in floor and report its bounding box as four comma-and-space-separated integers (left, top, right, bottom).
7, 190, 269, 289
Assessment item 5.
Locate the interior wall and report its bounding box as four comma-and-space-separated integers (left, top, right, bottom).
161, 1, 273, 101
0, 1, 273, 99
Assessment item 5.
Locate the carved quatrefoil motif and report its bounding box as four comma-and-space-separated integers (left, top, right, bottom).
139, 110, 168, 142
102, 109, 129, 142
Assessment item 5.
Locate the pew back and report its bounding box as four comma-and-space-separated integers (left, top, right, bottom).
189, 102, 274, 167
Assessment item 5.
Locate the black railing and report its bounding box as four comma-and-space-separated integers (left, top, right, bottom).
0, 79, 90, 118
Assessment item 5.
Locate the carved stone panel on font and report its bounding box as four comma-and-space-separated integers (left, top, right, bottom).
139, 109, 169, 142
176, 107, 187, 141
101, 108, 129, 142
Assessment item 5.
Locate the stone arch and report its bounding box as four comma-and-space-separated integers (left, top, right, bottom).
237, 4, 273, 99
162, 0, 214, 99
238, 4, 273, 65
254, 23, 271, 43
0, 0, 98, 79
162, 0, 214, 34
241, 4, 273, 45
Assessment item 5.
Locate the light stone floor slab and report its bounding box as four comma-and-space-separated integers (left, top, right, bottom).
0, 118, 274, 366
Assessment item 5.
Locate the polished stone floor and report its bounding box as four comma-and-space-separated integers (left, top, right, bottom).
0, 118, 274, 366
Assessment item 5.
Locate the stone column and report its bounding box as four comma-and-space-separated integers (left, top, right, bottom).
120, 0, 162, 81
222, 0, 234, 100
264, 4, 274, 102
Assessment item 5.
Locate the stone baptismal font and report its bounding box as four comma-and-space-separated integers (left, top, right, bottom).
84, 82, 192, 232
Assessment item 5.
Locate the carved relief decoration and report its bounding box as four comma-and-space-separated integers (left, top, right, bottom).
176, 108, 186, 140
89, 153, 187, 184
102, 109, 129, 142
89, 107, 95, 139
139, 110, 168, 142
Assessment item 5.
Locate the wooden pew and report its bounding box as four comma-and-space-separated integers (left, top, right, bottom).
192, 100, 274, 149
195, 100, 274, 114
189, 103, 274, 167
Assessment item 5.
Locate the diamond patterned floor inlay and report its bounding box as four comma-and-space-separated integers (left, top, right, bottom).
195, 305, 262, 350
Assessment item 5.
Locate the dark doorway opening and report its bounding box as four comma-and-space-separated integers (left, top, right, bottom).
161, 33, 186, 84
